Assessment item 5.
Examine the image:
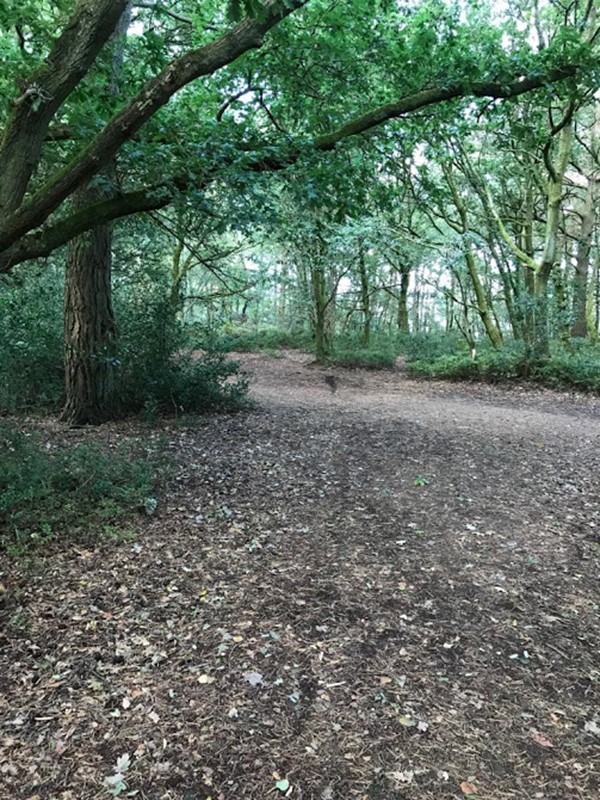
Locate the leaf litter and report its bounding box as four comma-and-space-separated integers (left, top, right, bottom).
0, 351, 599, 799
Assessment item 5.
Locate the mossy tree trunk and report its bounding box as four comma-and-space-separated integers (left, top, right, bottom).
572, 104, 600, 338
443, 164, 504, 349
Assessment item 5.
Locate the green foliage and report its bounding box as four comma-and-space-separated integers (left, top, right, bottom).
0, 424, 158, 551
0, 265, 250, 417
529, 343, 600, 391
407, 340, 600, 392
408, 342, 527, 381
0, 269, 64, 413
117, 295, 250, 416
329, 347, 397, 369
214, 325, 312, 353
408, 352, 478, 380
400, 331, 469, 362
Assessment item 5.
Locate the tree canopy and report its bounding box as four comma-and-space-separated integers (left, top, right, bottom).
0, 0, 597, 271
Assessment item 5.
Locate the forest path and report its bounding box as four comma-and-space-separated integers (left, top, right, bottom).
2, 351, 599, 800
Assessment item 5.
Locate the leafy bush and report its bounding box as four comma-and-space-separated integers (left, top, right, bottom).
529, 346, 600, 391
400, 331, 468, 362
117, 296, 250, 415
213, 325, 312, 353
408, 353, 479, 380
0, 423, 159, 551
0, 268, 64, 413
408, 342, 529, 382
329, 347, 397, 369
407, 339, 600, 392
0, 267, 249, 417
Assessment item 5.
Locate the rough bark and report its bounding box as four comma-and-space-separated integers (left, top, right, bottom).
61, 4, 132, 426
60, 185, 117, 425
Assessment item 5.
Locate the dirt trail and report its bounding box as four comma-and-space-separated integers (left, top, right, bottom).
1, 352, 599, 800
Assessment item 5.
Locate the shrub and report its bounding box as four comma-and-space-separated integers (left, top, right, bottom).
407, 339, 600, 392
329, 347, 397, 369
529, 346, 600, 391
0, 267, 250, 417
0, 423, 159, 551
400, 331, 468, 362
116, 306, 250, 416
0, 268, 64, 413
408, 353, 479, 380
212, 325, 312, 353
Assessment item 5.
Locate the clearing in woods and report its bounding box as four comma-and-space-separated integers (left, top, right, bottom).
1, 351, 599, 799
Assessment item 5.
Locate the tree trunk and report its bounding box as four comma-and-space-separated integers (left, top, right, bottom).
60, 6, 130, 425
61, 185, 117, 425
442, 162, 503, 348
311, 264, 330, 362
357, 245, 372, 346
533, 118, 573, 356
464, 248, 503, 348
397, 268, 410, 332
588, 251, 599, 341
572, 105, 600, 337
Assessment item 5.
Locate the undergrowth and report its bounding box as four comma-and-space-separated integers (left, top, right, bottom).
407, 339, 600, 392
0, 270, 250, 417
328, 347, 397, 369
0, 424, 162, 553
213, 325, 313, 353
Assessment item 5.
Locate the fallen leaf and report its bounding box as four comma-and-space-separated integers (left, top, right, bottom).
584, 720, 600, 737
398, 715, 416, 727
243, 671, 263, 686
388, 770, 414, 785
530, 728, 554, 748
460, 781, 478, 796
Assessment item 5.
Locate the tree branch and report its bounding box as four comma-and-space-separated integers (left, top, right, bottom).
0, 62, 590, 272
0, 0, 130, 215
0, 0, 307, 253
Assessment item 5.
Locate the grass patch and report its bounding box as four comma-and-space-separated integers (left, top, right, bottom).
0, 423, 162, 553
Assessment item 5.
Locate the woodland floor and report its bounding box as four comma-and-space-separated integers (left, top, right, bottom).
1, 350, 599, 800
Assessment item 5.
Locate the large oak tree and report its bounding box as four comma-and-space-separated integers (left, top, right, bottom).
0, 0, 597, 420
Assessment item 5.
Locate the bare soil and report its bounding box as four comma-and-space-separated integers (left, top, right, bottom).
1, 350, 599, 800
